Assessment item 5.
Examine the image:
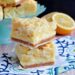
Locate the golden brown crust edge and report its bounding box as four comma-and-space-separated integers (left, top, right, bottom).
20, 62, 54, 68
11, 36, 55, 47
0, 3, 16, 7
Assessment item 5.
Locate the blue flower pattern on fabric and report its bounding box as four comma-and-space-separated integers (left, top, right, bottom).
64, 64, 75, 71
30, 68, 57, 75
55, 39, 75, 57
55, 36, 75, 64
31, 70, 44, 75
0, 53, 12, 73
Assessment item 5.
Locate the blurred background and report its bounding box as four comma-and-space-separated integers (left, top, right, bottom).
37, 0, 75, 19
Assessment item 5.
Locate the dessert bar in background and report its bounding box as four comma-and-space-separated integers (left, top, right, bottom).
0, 0, 37, 19
19, 0, 37, 13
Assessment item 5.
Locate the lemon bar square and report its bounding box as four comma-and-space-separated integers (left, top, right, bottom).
11, 17, 56, 48
16, 42, 55, 68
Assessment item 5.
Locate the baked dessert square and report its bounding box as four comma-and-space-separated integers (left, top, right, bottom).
4, 6, 30, 19
4, 0, 37, 18
11, 17, 56, 48
16, 42, 55, 68
18, 0, 37, 13
4, 7, 18, 19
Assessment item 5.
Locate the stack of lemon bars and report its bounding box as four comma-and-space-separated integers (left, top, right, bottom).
11, 17, 56, 68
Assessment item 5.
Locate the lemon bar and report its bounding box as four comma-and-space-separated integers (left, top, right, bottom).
18, 0, 37, 13
11, 17, 56, 48
4, 7, 18, 19
4, 6, 29, 19
16, 42, 55, 68
4, 0, 37, 19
